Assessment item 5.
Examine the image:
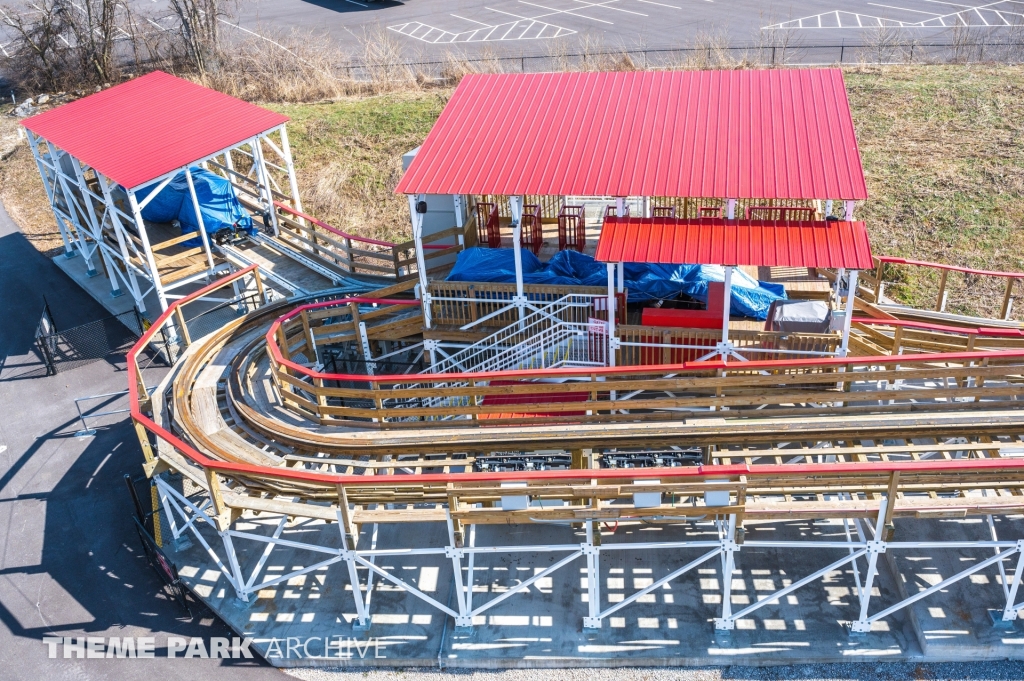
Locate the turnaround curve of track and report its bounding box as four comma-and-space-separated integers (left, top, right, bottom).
157, 285, 1024, 505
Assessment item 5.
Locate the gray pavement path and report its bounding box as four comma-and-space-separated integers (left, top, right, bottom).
0, 199, 283, 679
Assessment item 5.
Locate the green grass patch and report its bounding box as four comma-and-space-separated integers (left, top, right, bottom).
4, 65, 1024, 318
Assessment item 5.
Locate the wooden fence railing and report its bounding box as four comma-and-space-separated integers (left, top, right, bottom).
861, 256, 1024, 319
271, 201, 464, 280
850, 318, 1024, 356
265, 298, 1024, 426
616, 326, 840, 365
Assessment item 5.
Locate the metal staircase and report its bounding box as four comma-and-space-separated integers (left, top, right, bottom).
427, 294, 607, 375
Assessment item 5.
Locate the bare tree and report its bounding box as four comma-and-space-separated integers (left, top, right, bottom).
2, 0, 140, 91
168, 0, 227, 73
1, 3, 64, 89
859, 25, 913, 65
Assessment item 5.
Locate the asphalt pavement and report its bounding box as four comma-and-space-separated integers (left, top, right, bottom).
228, 0, 1011, 60
0, 199, 283, 679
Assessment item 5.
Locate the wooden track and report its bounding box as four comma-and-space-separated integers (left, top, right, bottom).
130, 268, 1024, 531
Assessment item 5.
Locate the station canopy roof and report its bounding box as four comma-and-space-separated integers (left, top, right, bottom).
22, 71, 289, 190
595, 217, 874, 269
396, 69, 867, 200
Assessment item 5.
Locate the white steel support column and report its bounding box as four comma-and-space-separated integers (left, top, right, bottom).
409, 194, 432, 329
509, 196, 526, 322
357, 321, 375, 375
715, 514, 740, 630
453, 195, 466, 249
252, 139, 279, 236
465, 523, 476, 614
128, 190, 170, 313
183, 166, 217, 272
851, 498, 890, 633
825, 199, 834, 218
337, 509, 371, 629
721, 265, 733, 349
726, 199, 737, 220
97, 173, 146, 313
25, 131, 75, 258
46, 141, 97, 274
840, 270, 859, 357
446, 512, 471, 627
615, 196, 626, 217
69, 155, 122, 296
220, 531, 249, 602
583, 521, 602, 629
278, 126, 303, 214
844, 200, 856, 221
617, 262, 625, 293
606, 262, 617, 368
1001, 546, 1024, 622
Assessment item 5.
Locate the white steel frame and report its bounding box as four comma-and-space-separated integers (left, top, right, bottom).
406, 194, 858, 367
26, 124, 301, 316
154, 475, 1024, 635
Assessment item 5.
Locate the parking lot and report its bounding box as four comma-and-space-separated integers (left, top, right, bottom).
231, 0, 1024, 58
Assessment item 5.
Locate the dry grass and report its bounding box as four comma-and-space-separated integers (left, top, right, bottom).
0, 113, 63, 257
847, 65, 1024, 318
4, 64, 1024, 319
267, 90, 449, 244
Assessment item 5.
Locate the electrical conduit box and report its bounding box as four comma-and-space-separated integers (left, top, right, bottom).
704, 479, 732, 508
632, 480, 662, 509
500, 481, 529, 511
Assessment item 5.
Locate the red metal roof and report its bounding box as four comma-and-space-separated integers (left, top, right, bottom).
396, 69, 867, 200
595, 217, 874, 269
22, 71, 289, 190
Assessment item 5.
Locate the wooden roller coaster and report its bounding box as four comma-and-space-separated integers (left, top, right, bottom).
129, 262, 1024, 528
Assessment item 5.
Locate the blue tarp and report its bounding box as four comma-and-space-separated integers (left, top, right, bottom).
446, 248, 786, 319
135, 167, 254, 247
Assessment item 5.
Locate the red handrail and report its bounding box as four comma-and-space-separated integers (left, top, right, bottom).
264, 297, 1024, 385
127, 267, 1024, 491
274, 201, 448, 251
876, 256, 1024, 280
853, 317, 1024, 337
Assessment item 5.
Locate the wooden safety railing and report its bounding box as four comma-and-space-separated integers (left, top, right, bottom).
127, 266, 1024, 529
272, 201, 462, 280
264, 300, 1024, 425
851, 317, 1024, 356
650, 197, 820, 220
863, 256, 1024, 319
616, 325, 839, 365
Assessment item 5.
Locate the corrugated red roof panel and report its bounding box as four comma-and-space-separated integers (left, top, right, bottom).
22, 71, 289, 189
396, 69, 867, 200
595, 217, 874, 269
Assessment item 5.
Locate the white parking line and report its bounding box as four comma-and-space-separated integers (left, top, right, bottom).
575, 0, 649, 16
517, 0, 614, 25
635, 0, 683, 8
451, 14, 494, 27
865, 3, 942, 15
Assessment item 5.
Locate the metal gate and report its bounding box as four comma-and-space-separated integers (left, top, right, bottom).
34, 298, 144, 375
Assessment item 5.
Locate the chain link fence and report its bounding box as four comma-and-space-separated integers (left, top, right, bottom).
34, 298, 144, 375
341, 38, 1024, 81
